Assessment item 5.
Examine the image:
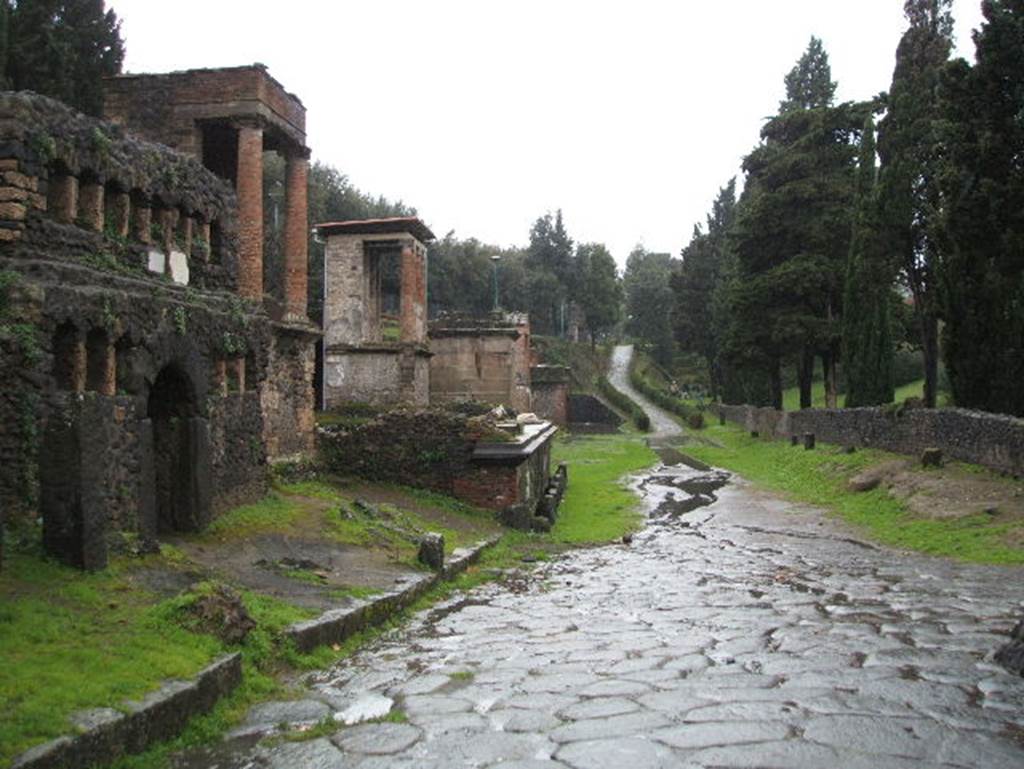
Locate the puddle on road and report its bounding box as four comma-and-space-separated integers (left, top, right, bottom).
633, 446, 731, 520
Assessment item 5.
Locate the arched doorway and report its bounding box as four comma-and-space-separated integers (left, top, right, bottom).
147, 365, 211, 533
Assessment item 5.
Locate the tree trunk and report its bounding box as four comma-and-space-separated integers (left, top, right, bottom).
798, 346, 814, 409
769, 357, 783, 410
921, 311, 938, 408
822, 349, 838, 409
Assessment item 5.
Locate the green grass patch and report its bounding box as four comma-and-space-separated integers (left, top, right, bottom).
203, 494, 304, 539
685, 424, 1024, 564
780, 378, 928, 411
0, 555, 223, 766
550, 433, 657, 544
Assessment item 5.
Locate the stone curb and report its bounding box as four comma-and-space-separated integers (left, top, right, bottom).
12, 652, 242, 769
285, 535, 501, 654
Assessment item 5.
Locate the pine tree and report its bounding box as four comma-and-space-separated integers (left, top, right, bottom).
842, 117, 894, 407
877, 0, 954, 408
6, 0, 124, 116
937, 0, 1024, 416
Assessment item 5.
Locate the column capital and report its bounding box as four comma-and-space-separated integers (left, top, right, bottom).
283, 144, 312, 162
232, 116, 267, 133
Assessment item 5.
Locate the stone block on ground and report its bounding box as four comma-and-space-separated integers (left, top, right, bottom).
418, 532, 445, 570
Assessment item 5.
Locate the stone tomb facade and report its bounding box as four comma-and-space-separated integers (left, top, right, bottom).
320, 218, 433, 407
0, 65, 317, 571
429, 311, 532, 413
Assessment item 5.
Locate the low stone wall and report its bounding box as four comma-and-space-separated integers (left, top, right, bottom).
11, 653, 241, 769
718, 404, 1024, 476
286, 536, 499, 653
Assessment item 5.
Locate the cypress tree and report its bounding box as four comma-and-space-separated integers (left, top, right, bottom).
937, 0, 1024, 416
843, 117, 894, 407
877, 0, 954, 408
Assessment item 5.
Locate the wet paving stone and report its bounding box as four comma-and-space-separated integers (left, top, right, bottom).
173, 453, 1024, 769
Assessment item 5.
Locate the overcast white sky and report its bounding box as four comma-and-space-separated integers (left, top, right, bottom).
111, 0, 984, 266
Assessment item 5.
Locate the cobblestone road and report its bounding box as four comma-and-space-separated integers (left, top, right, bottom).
178, 445, 1024, 769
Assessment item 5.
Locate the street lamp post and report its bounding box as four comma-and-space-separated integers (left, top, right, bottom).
491, 254, 501, 311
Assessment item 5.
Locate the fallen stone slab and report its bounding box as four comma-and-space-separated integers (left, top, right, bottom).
285, 536, 500, 653
12, 653, 241, 769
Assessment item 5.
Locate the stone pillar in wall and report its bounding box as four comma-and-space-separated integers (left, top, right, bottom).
235, 120, 264, 301
77, 180, 104, 232
400, 243, 426, 343
282, 149, 310, 322
133, 199, 152, 244
48, 173, 78, 224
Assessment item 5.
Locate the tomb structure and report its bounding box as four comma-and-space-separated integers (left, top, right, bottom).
0, 64, 317, 570
318, 217, 433, 407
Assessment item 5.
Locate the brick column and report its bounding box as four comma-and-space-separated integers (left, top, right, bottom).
78, 181, 104, 232
399, 243, 426, 343
282, 149, 310, 321
235, 121, 264, 300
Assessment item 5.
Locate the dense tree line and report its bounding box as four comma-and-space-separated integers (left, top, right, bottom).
427, 210, 623, 346
672, 0, 1024, 417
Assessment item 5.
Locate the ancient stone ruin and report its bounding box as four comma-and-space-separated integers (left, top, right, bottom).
319, 217, 432, 408
428, 311, 533, 413
0, 65, 318, 570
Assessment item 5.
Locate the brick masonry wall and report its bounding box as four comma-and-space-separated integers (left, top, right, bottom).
718, 404, 1024, 476
103, 66, 306, 154
261, 328, 316, 460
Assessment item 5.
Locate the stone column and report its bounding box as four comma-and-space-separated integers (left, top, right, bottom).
283, 149, 310, 321
399, 243, 426, 343
235, 120, 264, 301
48, 174, 78, 224
77, 181, 104, 232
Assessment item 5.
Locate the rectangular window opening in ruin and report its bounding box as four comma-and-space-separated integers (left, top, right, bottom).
364, 240, 402, 343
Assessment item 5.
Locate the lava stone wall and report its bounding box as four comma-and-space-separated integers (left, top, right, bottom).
718, 404, 1024, 477
318, 408, 479, 495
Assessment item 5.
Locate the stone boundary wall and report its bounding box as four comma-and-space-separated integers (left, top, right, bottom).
11, 653, 241, 769
718, 404, 1024, 477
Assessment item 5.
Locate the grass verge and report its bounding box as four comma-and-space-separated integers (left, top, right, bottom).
684, 424, 1024, 565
